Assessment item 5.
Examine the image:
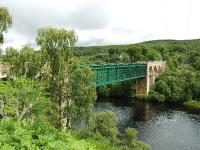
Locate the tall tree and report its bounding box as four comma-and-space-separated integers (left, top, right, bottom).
36, 27, 96, 131
36, 28, 77, 131
0, 6, 12, 44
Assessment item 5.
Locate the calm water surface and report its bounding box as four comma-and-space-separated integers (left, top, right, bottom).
94, 98, 200, 150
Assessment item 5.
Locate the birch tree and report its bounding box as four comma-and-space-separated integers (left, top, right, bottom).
0, 6, 12, 44
36, 27, 96, 131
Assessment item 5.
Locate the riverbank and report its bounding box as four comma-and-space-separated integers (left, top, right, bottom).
183, 101, 200, 111
95, 98, 200, 150
134, 95, 200, 112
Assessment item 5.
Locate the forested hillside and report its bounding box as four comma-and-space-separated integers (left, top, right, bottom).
76, 39, 200, 107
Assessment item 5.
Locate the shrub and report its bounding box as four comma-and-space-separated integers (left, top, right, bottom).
121, 128, 150, 150
147, 91, 165, 102
89, 111, 119, 143
0, 119, 96, 150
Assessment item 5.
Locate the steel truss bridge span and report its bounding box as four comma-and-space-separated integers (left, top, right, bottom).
90, 63, 147, 87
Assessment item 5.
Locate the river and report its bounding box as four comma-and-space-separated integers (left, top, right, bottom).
94, 98, 200, 150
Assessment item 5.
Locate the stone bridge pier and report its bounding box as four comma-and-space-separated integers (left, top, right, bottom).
136, 61, 166, 96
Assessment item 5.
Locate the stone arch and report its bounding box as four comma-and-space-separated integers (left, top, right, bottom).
153, 66, 158, 83
158, 66, 162, 75
136, 60, 166, 96
149, 66, 153, 86
154, 66, 158, 73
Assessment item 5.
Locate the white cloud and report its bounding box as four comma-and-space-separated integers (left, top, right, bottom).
1, 0, 200, 50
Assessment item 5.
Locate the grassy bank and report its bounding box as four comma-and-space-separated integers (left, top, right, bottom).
183, 101, 200, 111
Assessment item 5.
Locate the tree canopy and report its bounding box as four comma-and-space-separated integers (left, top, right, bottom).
36, 27, 96, 131
0, 6, 12, 44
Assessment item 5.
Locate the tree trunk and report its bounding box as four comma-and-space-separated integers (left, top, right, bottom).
59, 71, 70, 132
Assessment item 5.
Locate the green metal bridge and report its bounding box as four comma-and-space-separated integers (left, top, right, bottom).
90, 63, 147, 87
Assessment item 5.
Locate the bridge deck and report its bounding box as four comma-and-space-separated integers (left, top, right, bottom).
90, 63, 147, 87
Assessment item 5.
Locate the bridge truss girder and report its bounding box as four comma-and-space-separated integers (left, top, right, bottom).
91, 63, 147, 87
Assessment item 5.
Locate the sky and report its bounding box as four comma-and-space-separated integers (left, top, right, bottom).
1, 0, 200, 50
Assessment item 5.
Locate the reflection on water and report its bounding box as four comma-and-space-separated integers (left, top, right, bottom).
94, 100, 134, 131
94, 99, 200, 150
133, 102, 155, 121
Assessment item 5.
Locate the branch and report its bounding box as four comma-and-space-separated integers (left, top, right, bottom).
18, 104, 33, 121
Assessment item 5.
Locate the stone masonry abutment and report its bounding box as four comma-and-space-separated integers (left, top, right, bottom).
136, 61, 166, 96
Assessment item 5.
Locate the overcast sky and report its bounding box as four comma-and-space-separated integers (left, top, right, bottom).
1, 0, 200, 49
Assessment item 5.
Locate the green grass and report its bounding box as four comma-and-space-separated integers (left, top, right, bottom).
183, 101, 200, 110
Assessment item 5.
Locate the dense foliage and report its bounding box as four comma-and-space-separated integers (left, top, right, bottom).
0, 8, 149, 148
146, 40, 200, 103
4, 45, 46, 78
76, 111, 150, 150
0, 69, 148, 149
0, 119, 96, 150
0, 78, 49, 121
76, 40, 200, 104
0, 6, 12, 44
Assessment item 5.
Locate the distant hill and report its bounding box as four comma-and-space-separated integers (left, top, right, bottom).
75, 39, 200, 56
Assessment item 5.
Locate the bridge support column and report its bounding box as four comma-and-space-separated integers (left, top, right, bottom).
136, 61, 166, 96
136, 77, 148, 96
